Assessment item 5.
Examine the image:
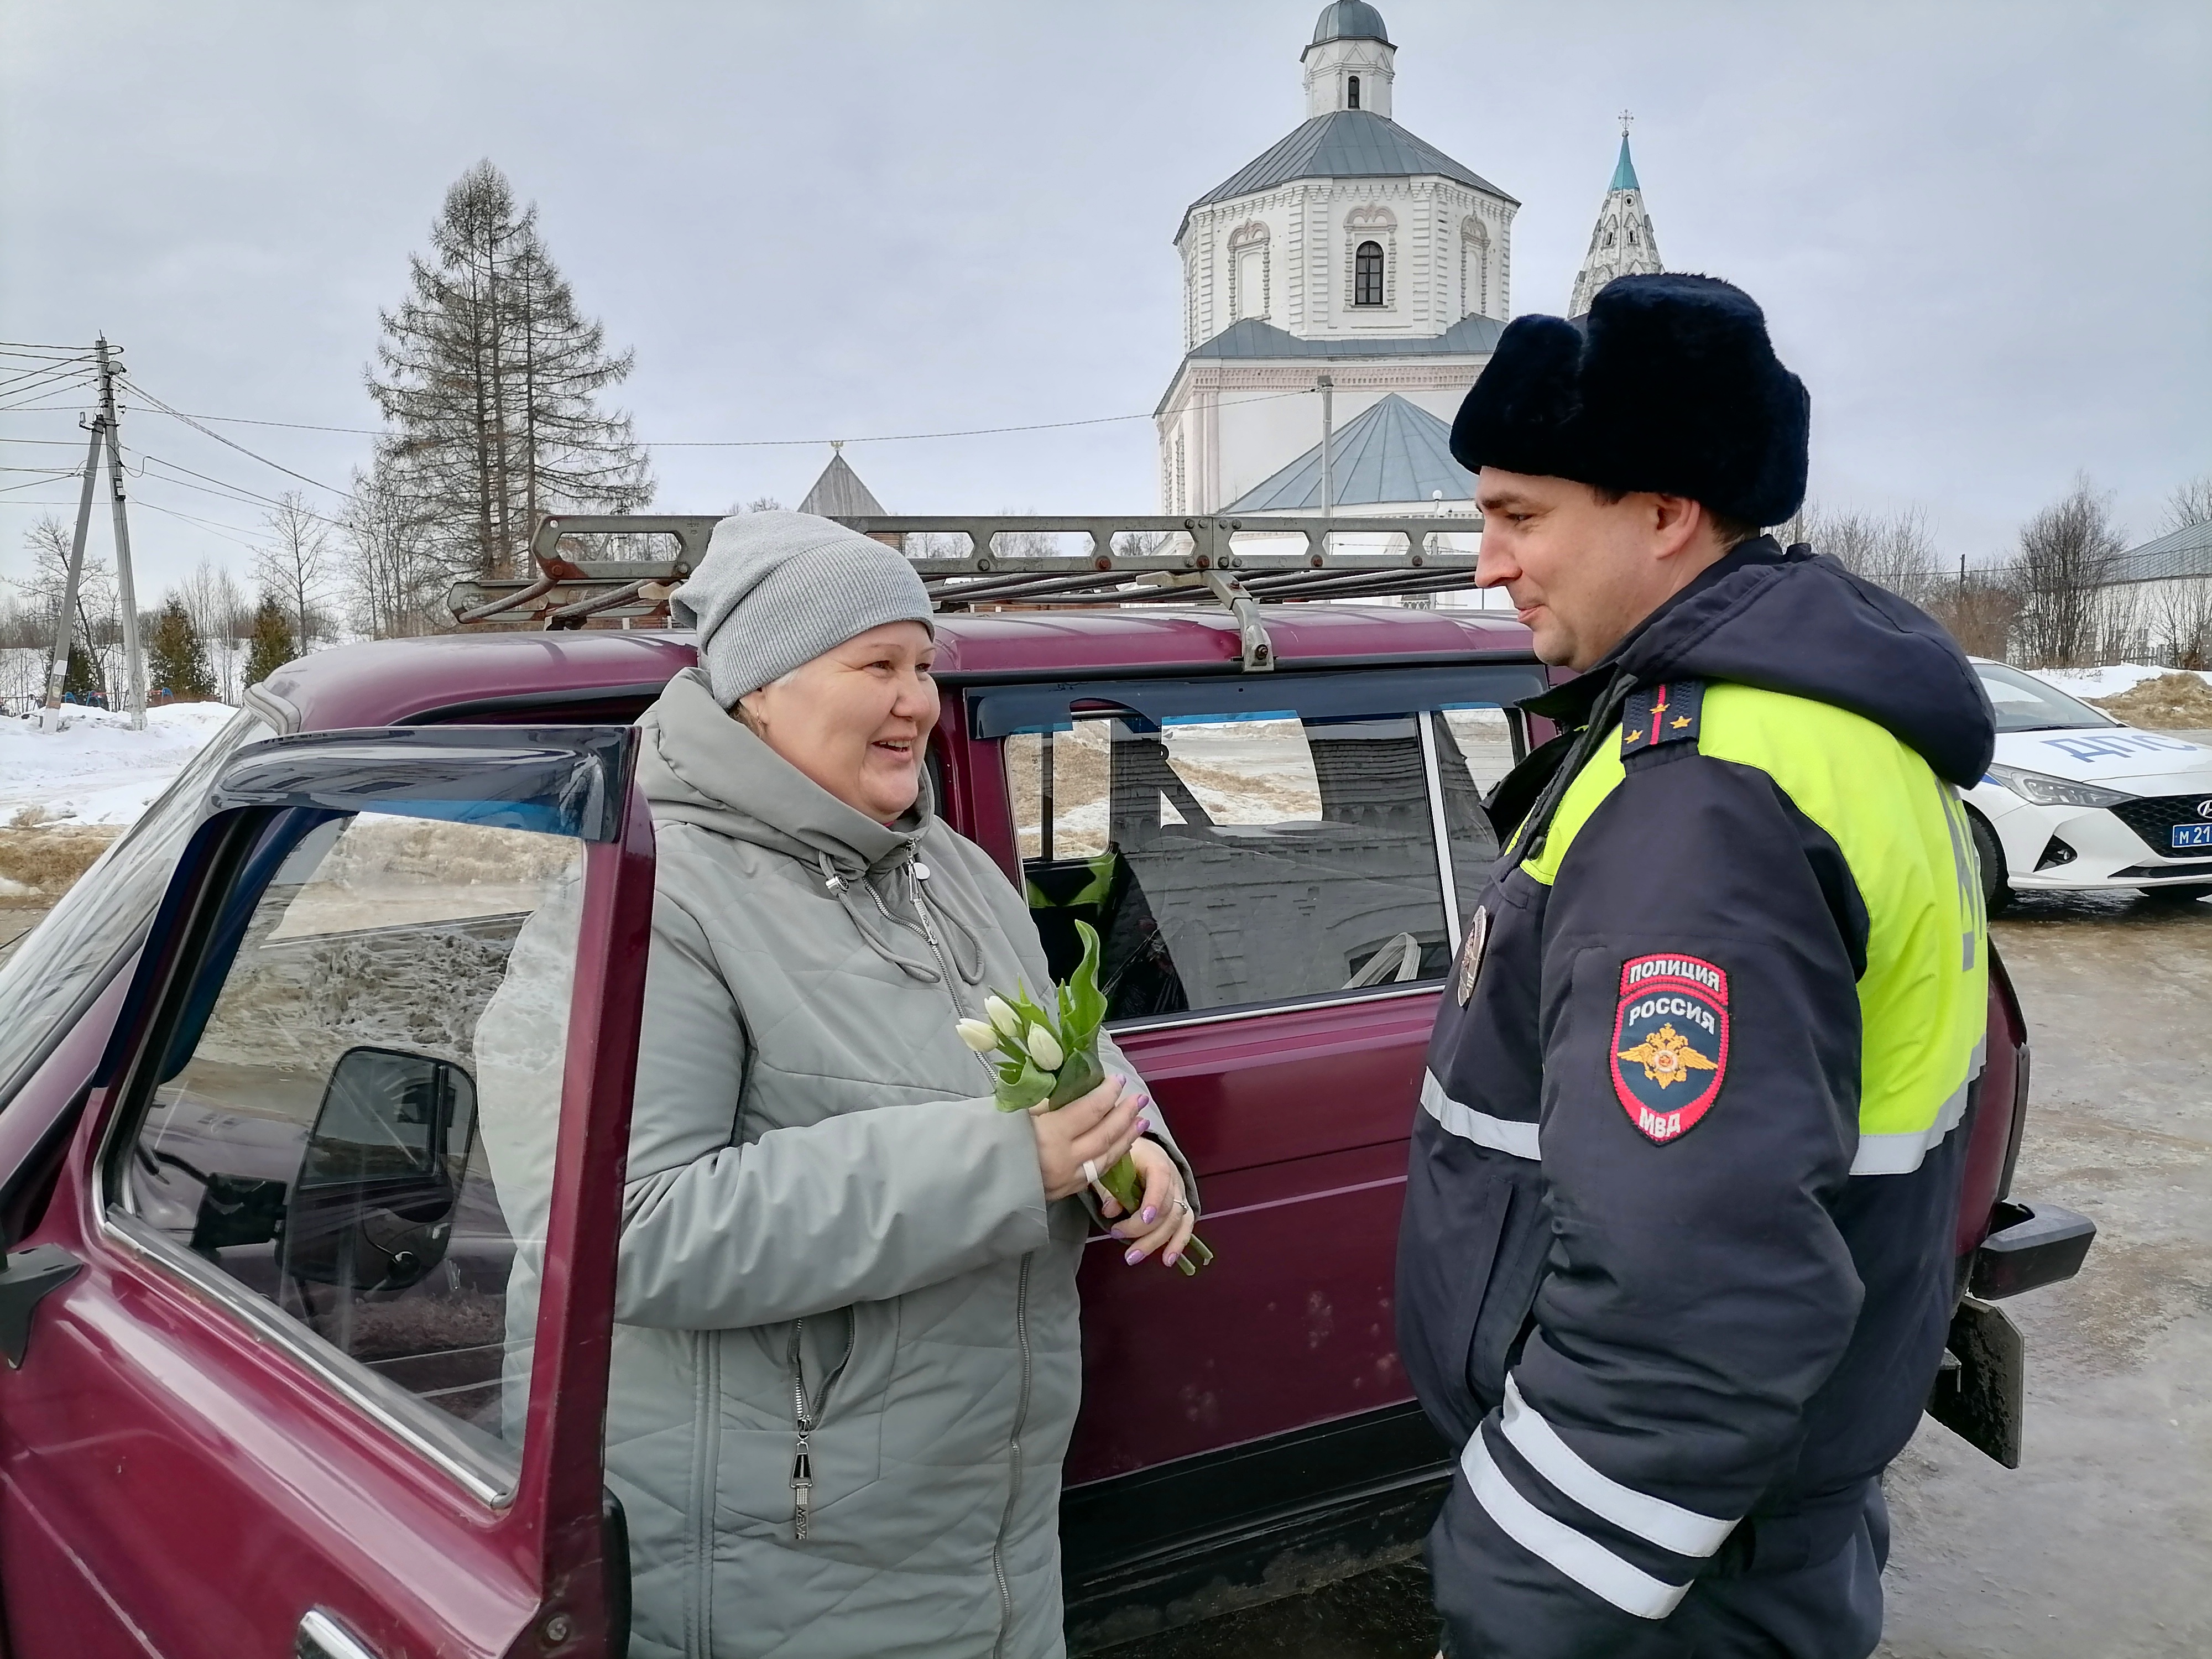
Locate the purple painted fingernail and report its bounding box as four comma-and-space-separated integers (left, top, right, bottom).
1165, 1252, 1181, 1267
1124, 1246, 1143, 1266
1136, 1117, 1152, 1135
1142, 1206, 1158, 1224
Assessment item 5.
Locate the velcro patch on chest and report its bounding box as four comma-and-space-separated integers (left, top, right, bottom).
1611, 953, 1729, 1143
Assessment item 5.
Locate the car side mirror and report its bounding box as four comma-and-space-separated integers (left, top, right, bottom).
281, 1047, 477, 1297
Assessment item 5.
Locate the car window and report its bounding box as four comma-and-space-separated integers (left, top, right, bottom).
1008, 701, 1516, 1021
108, 811, 583, 1477
0, 708, 272, 1109
1975, 662, 2116, 733
1434, 706, 1518, 904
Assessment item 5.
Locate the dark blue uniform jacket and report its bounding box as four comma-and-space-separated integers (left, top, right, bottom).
1397, 539, 1998, 1656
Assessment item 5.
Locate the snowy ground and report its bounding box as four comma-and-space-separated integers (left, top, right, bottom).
0, 701, 239, 826
2033, 662, 2212, 699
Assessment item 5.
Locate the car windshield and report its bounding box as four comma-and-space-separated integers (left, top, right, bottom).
1974, 662, 2116, 733
0, 707, 273, 1108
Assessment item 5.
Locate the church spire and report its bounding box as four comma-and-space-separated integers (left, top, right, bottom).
1570, 113, 1663, 316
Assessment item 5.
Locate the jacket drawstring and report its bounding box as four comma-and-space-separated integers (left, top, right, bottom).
816, 851, 942, 982
910, 859, 987, 985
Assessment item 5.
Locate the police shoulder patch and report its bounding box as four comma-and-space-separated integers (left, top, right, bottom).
1620, 679, 1706, 759
1611, 953, 1729, 1144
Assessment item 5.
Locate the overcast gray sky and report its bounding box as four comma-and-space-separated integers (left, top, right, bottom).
4, 1, 2208, 602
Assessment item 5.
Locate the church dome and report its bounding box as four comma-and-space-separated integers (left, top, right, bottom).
1309, 2, 1390, 48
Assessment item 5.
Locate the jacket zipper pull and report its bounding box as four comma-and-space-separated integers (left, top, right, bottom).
791, 1426, 813, 1540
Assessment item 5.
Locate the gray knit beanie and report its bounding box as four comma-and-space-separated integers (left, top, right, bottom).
670, 511, 935, 707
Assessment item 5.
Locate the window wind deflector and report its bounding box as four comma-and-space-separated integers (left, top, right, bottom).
211, 727, 634, 842
969, 666, 1548, 740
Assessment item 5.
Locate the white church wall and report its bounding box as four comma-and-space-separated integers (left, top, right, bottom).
1182, 179, 1514, 349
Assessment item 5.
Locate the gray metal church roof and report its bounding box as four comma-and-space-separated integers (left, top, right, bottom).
1222, 393, 1474, 512
1181, 110, 1516, 235
1185, 313, 1505, 361
798, 451, 886, 517
2106, 519, 2212, 584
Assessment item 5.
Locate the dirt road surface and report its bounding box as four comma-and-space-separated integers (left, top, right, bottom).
1105, 885, 2212, 1658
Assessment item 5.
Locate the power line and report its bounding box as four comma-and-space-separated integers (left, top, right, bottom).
136, 451, 346, 525
0, 379, 98, 414
127, 496, 268, 551
104, 385, 1319, 451
122, 376, 349, 494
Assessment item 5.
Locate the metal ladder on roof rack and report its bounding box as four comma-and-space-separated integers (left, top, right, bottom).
448, 512, 1484, 672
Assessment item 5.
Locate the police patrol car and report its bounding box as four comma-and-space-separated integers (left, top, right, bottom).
1966, 659, 2212, 907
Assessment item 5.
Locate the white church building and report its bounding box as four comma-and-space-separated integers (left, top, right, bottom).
1155, 2, 1664, 519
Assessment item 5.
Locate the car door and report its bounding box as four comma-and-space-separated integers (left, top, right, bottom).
942, 666, 1543, 1488
0, 726, 654, 1659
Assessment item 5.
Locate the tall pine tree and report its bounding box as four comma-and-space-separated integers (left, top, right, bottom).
368, 161, 652, 579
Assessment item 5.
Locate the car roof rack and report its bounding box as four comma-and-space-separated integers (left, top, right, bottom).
450, 512, 1484, 672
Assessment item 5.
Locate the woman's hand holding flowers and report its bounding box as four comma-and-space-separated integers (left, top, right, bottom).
1101, 1137, 1197, 1269
1032, 1074, 1147, 1202
959, 921, 1212, 1274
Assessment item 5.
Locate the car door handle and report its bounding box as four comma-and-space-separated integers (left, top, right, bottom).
296, 1609, 379, 1659
0, 1243, 82, 1369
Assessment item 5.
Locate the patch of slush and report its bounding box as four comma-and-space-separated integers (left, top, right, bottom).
0, 701, 240, 825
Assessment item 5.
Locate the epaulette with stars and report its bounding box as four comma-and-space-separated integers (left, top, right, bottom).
1620, 679, 1707, 761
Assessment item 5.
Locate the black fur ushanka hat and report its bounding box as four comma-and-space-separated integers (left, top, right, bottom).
1448, 273, 1810, 527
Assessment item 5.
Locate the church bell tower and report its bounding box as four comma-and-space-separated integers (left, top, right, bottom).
1569, 115, 1665, 316
1302, 1, 1396, 117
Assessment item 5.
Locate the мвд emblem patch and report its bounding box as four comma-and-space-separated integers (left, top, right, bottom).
1611, 953, 1729, 1144
1455, 905, 1490, 1006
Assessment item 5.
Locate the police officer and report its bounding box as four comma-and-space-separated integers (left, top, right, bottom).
1397, 273, 1995, 1658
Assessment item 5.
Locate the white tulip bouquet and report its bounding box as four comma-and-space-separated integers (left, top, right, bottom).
957, 921, 1214, 1275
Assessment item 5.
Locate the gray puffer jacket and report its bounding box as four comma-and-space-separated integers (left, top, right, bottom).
515, 669, 1189, 1659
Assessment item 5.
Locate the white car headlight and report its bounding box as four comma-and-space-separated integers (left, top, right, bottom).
1986, 763, 2135, 808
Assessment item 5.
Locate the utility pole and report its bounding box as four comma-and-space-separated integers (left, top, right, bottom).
95, 337, 147, 729
1317, 374, 1334, 520
38, 418, 107, 733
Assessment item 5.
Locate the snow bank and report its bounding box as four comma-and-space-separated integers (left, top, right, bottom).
2031, 663, 2212, 700
0, 702, 241, 826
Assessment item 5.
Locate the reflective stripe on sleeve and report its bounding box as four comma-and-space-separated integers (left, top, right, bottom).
1851, 1036, 1987, 1176
1462, 1433, 1691, 1620
1421, 1071, 1540, 1161
1499, 1377, 1735, 1559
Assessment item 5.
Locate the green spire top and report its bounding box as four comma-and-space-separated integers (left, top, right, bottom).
1610, 132, 1640, 193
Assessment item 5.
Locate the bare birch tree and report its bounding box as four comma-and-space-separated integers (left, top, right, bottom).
2143, 575, 2212, 670
255, 492, 337, 654
20, 512, 121, 701
2162, 474, 2212, 535
343, 460, 450, 638
1789, 503, 1940, 608
369, 161, 651, 579
179, 559, 251, 702
2014, 477, 2122, 667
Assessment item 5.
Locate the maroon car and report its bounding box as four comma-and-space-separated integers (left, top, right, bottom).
0, 518, 2091, 1658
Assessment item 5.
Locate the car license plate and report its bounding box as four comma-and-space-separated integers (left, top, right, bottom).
2173, 823, 2212, 850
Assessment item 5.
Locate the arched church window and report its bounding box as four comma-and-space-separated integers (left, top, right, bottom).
1347, 75, 1360, 109
1354, 241, 1384, 306
1461, 216, 1490, 317
1228, 222, 1271, 322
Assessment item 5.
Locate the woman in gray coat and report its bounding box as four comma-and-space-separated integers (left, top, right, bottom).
556, 513, 1196, 1659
